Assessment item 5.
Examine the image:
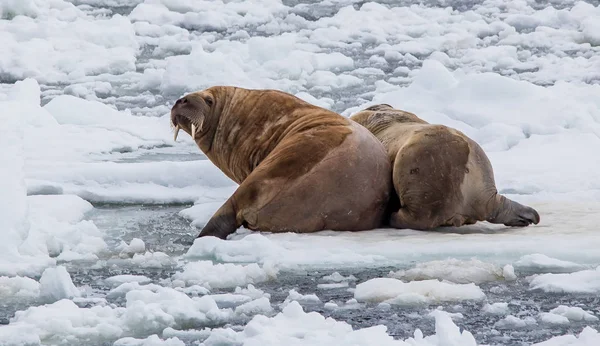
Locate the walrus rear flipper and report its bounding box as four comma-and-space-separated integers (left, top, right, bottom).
487, 194, 540, 227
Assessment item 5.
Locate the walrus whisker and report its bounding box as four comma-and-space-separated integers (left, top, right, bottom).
173, 124, 180, 141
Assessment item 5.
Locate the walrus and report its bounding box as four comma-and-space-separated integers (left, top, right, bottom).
349, 104, 540, 230
170, 86, 392, 239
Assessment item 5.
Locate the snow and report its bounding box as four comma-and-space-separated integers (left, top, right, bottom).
353, 278, 485, 305
529, 267, 600, 293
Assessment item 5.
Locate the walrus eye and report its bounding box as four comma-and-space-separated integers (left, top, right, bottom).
203, 96, 213, 107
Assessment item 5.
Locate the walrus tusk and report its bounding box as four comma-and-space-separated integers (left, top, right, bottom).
199, 117, 204, 132
191, 124, 197, 138
173, 125, 180, 141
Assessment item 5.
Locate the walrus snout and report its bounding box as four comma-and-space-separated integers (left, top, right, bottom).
171, 93, 208, 141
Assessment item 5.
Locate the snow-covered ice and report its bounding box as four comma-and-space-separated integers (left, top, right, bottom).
2, 0, 600, 344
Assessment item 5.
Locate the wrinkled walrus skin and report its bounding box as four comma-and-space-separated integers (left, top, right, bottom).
170, 86, 392, 239
350, 104, 540, 230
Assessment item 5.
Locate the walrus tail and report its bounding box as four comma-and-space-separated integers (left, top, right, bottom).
486, 194, 540, 227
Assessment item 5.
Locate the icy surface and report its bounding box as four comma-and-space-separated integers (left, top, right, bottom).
1, 0, 600, 344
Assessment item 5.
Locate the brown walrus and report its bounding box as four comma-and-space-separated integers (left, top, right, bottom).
170, 86, 392, 239
349, 104, 540, 230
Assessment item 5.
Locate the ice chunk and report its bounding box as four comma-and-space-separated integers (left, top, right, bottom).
281, 289, 321, 307
38, 266, 81, 302
105, 275, 151, 287
234, 284, 271, 300
130, 252, 176, 268
114, 335, 185, 346
118, 238, 146, 257
317, 282, 349, 289
205, 301, 478, 345
209, 293, 252, 309
354, 278, 485, 305
172, 260, 276, 290
494, 315, 537, 329
482, 302, 510, 316
7, 299, 124, 344
235, 297, 274, 317
0, 276, 40, 298
0, 0, 40, 19
390, 258, 508, 284
539, 313, 571, 325
503, 265, 517, 281
321, 272, 357, 282
0, 90, 31, 274
547, 305, 598, 322
529, 267, 600, 293
514, 254, 585, 273
535, 326, 600, 346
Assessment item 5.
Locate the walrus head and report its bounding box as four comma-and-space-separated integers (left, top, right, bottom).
170, 89, 217, 142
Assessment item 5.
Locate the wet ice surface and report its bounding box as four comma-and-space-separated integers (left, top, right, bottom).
2, 0, 600, 345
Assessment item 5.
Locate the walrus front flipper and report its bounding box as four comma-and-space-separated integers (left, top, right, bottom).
486, 194, 540, 227
198, 199, 239, 239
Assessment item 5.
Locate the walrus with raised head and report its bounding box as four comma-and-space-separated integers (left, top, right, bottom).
349, 104, 540, 230
171, 86, 392, 239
